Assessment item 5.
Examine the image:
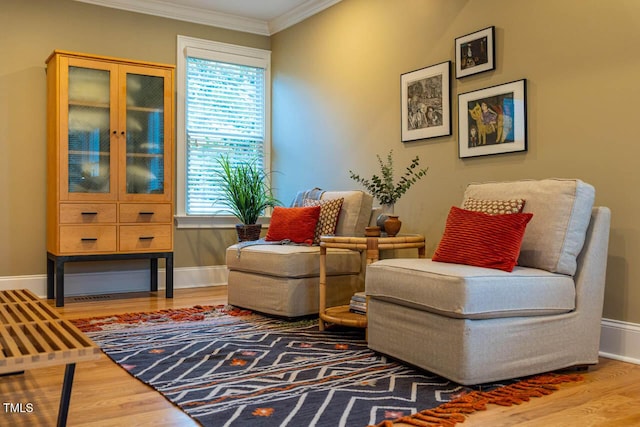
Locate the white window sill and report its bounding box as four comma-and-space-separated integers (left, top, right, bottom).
174, 215, 271, 229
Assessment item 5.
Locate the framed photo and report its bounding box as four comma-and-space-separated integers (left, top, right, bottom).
401, 61, 451, 142
455, 26, 495, 79
458, 79, 527, 158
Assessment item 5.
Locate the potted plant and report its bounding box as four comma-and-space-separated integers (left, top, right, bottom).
349, 150, 428, 233
215, 155, 280, 242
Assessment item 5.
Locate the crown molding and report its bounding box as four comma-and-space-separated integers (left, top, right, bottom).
74, 0, 341, 35
269, 0, 342, 35
75, 0, 269, 34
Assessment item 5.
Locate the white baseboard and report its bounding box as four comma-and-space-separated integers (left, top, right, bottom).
0, 269, 638, 365
600, 318, 640, 364
0, 265, 229, 298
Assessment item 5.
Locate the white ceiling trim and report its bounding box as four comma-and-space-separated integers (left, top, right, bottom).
269, 0, 341, 35
75, 0, 269, 34
74, 0, 341, 36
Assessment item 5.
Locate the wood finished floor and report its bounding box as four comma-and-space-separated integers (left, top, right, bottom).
1, 286, 639, 426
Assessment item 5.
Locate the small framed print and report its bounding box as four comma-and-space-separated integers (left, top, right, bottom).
458, 79, 527, 159
455, 26, 495, 79
401, 61, 451, 142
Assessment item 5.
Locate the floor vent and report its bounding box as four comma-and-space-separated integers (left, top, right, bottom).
69, 295, 115, 302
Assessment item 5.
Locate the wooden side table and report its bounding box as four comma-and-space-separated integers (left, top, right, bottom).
0, 289, 101, 426
318, 234, 426, 331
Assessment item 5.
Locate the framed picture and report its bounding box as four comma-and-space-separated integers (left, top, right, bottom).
401, 61, 451, 142
455, 26, 495, 79
458, 79, 527, 158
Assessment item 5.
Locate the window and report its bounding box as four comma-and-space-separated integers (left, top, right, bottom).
175, 35, 271, 228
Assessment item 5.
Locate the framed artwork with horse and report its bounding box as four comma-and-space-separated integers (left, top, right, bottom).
458, 79, 527, 158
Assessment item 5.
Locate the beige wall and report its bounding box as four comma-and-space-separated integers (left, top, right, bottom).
271, 0, 640, 324
0, 0, 269, 275
1, 0, 638, 325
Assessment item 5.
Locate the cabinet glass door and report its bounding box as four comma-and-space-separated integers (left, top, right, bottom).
67, 66, 111, 194
124, 72, 165, 195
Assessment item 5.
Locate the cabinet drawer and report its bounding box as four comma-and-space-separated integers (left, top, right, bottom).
119, 203, 173, 223
59, 225, 117, 253
60, 203, 117, 224
119, 225, 172, 251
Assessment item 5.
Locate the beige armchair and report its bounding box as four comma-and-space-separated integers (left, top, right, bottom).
366, 179, 610, 385
226, 190, 374, 317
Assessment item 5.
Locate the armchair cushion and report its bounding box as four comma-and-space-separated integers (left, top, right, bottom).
432, 206, 533, 272
321, 191, 373, 236
366, 258, 576, 320
227, 244, 361, 278
463, 178, 595, 275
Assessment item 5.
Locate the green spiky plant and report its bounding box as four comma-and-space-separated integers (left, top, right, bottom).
215, 155, 280, 225
349, 150, 428, 205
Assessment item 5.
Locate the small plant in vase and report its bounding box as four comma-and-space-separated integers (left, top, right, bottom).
215, 155, 280, 242
349, 150, 428, 236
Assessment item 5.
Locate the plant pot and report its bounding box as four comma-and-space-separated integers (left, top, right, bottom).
384, 215, 402, 237
376, 204, 395, 232
236, 224, 262, 242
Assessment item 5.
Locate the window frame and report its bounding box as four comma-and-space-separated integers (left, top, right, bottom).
174, 35, 272, 229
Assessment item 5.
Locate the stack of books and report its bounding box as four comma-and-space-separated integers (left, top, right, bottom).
349, 292, 367, 314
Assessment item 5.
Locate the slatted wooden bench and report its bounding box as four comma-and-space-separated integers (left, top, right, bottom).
0, 289, 101, 426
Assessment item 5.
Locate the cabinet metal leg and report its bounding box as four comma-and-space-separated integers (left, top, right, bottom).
57, 363, 76, 427
150, 258, 158, 292
47, 257, 55, 300
165, 254, 173, 298
56, 259, 65, 307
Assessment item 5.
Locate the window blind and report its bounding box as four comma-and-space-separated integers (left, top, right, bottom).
185, 56, 266, 215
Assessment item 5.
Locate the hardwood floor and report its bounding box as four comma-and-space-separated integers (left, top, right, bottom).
2, 286, 639, 426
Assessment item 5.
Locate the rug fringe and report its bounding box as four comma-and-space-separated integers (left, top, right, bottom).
72, 305, 253, 332
368, 373, 583, 427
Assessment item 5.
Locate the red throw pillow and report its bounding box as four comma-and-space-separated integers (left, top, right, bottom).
265, 206, 321, 244
432, 206, 533, 272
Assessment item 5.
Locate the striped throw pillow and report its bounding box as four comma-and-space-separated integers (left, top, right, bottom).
433, 206, 533, 272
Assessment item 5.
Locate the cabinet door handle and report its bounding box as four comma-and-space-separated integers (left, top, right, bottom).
139, 236, 155, 240
81, 237, 98, 242
81, 211, 98, 215
139, 212, 155, 215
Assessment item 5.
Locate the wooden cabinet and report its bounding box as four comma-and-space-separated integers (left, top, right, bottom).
46, 50, 175, 306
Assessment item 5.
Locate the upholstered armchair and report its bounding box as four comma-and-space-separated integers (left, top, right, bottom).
365, 179, 610, 385
226, 190, 374, 317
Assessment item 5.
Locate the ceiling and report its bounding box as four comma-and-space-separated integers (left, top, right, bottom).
75, 0, 342, 35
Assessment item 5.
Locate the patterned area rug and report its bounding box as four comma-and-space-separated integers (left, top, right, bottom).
73, 306, 582, 427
